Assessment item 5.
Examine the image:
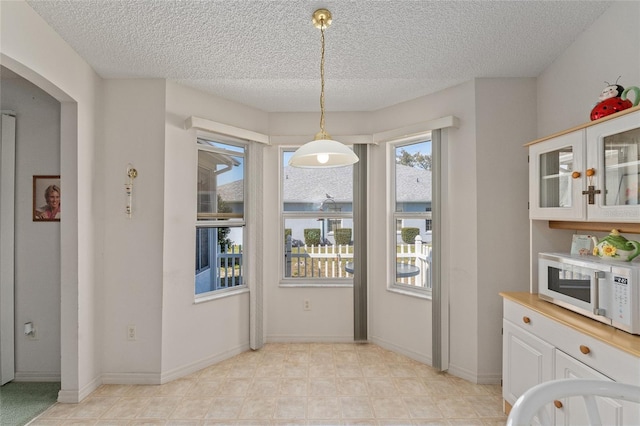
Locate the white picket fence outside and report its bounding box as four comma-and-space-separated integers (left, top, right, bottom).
286, 236, 432, 289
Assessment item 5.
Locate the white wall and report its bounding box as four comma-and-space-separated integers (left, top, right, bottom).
264, 112, 371, 342
1, 0, 103, 402
161, 82, 268, 377
537, 1, 640, 136
100, 80, 166, 381
475, 78, 536, 380
1, 75, 61, 380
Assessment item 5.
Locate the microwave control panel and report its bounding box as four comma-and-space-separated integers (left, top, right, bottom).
611, 271, 631, 326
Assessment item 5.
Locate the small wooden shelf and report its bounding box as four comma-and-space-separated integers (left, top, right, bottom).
549, 221, 640, 234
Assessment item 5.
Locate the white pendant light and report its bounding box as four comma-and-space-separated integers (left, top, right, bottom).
288, 9, 359, 168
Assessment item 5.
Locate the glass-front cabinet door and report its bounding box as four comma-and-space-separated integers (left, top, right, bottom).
529, 130, 585, 220
587, 111, 640, 222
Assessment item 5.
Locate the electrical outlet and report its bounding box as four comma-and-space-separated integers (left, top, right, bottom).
28, 326, 38, 340
127, 325, 136, 341
303, 299, 311, 311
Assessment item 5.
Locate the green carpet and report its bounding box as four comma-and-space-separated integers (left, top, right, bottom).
0, 382, 60, 426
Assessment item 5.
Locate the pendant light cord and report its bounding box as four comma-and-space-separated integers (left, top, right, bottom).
319, 17, 326, 138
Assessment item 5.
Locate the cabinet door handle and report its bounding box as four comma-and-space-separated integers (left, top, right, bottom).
522, 316, 531, 324
586, 168, 596, 177
580, 345, 591, 354
572, 171, 581, 179
554, 400, 563, 409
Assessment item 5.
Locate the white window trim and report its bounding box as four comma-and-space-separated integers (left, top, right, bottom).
387, 134, 434, 299
279, 146, 355, 287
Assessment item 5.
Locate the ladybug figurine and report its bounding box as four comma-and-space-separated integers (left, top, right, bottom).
590, 78, 639, 120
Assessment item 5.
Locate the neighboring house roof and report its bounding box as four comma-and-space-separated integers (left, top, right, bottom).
218, 164, 431, 203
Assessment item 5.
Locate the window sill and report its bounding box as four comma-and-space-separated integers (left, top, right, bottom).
279, 280, 353, 288
194, 286, 249, 304
387, 285, 432, 300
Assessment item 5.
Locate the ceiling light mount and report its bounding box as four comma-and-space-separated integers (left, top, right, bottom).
288, 8, 359, 168
312, 9, 332, 29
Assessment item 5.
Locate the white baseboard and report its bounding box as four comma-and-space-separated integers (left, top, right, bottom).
101, 372, 161, 385
14, 371, 61, 382
57, 375, 101, 404
160, 343, 250, 384
445, 363, 502, 385
369, 336, 432, 365
265, 335, 354, 343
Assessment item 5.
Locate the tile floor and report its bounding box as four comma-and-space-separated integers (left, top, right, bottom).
30, 343, 507, 425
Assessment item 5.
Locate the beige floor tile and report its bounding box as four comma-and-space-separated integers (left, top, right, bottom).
247, 377, 280, 396
28, 420, 62, 426
219, 378, 252, 396
307, 397, 341, 419
365, 377, 398, 396
38, 403, 77, 419
393, 378, 428, 395
402, 396, 443, 419
204, 396, 244, 419
238, 396, 276, 420
67, 396, 119, 419
336, 377, 368, 395
361, 363, 391, 378
308, 363, 336, 377
136, 396, 181, 419
282, 364, 309, 378
255, 363, 285, 377
91, 384, 132, 397
157, 378, 198, 396
371, 397, 410, 419
339, 396, 374, 419
101, 396, 150, 419
335, 364, 363, 378
169, 397, 214, 419
279, 377, 308, 396
274, 396, 307, 419
308, 377, 338, 396
20, 343, 507, 426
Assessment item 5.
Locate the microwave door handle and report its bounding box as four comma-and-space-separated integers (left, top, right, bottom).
593, 271, 606, 316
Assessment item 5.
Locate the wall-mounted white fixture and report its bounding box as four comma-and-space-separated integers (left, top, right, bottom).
125, 164, 138, 218
24, 322, 34, 336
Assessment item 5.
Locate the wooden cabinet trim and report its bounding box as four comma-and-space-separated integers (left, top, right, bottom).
524, 105, 640, 147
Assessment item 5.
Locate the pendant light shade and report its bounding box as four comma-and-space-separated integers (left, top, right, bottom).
288, 135, 359, 168
288, 9, 359, 168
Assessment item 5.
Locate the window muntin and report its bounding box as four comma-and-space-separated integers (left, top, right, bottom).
281, 149, 354, 283
196, 138, 246, 296
392, 139, 433, 294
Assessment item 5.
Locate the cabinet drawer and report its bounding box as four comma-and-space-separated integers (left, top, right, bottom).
504, 298, 640, 383
504, 298, 555, 337
552, 324, 639, 383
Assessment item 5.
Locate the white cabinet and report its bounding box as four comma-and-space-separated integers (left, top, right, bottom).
503, 320, 554, 419
502, 295, 640, 424
529, 110, 640, 222
553, 349, 634, 426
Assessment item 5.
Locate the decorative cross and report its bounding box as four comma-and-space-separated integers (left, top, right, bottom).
582, 185, 601, 204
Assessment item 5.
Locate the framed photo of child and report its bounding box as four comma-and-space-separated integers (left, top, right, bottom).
33, 175, 61, 221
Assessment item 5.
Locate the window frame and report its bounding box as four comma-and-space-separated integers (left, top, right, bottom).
280, 146, 354, 287
195, 136, 249, 301
388, 134, 435, 299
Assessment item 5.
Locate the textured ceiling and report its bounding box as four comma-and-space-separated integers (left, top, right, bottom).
25, 1, 611, 112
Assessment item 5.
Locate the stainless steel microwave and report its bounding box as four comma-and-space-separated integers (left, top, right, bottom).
538, 252, 640, 334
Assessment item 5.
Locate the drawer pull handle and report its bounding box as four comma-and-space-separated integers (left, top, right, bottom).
572, 171, 581, 179
554, 400, 563, 409
522, 316, 531, 324
580, 345, 591, 355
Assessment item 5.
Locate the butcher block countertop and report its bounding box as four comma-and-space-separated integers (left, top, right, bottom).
500, 292, 640, 358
